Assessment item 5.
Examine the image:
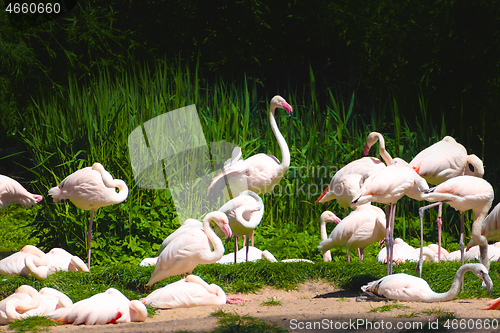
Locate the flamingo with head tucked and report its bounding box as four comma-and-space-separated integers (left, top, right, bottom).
208, 95, 292, 197
147, 211, 232, 286
0, 175, 43, 209
0, 285, 41, 324
49, 163, 129, 268
0, 245, 48, 278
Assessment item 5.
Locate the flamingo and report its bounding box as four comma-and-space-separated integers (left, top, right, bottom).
0, 285, 41, 324
21, 287, 73, 319
207, 95, 292, 197
419, 176, 494, 278
481, 202, 500, 241
377, 238, 437, 264
425, 243, 450, 261
482, 296, 500, 310
141, 274, 245, 308
0, 175, 43, 209
0, 245, 48, 278
315, 131, 391, 209
49, 163, 129, 268
48, 288, 147, 325
351, 158, 429, 274
411, 136, 484, 261
359, 263, 492, 302
318, 204, 386, 262
319, 211, 342, 261
147, 211, 232, 286
216, 190, 264, 263
444, 243, 500, 262
25, 247, 89, 279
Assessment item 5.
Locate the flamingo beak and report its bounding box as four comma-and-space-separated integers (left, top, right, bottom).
281, 101, 293, 118
363, 144, 370, 156
221, 224, 232, 243
483, 272, 493, 296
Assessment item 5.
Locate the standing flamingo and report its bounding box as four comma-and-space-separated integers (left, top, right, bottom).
359, 263, 492, 302
351, 158, 429, 274
318, 204, 386, 262
49, 163, 129, 268
208, 95, 292, 197
147, 211, 232, 286
410, 136, 484, 261
0, 175, 43, 209
216, 190, 264, 263
319, 211, 342, 261
420, 176, 494, 281
316, 131, 392, 209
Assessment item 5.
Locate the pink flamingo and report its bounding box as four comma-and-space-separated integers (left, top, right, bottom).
216, 190, 264, 263
208, 95, 292, 197
147, 211, 232, 286
377, 238, 437, 264
319, 211, 342, 261
0, 285, 41, 324
351, 158, 429, 275
25, 247, 89, 279
141, 274, 245, 308
420, 176, 494, 284
21, 287, 73, 319
318, 204, 386, 262
0, 245, 48, 278
316, 132, 391, 209
48, 288, 147, 325
0, 175, 43, 209
49, 163, 129, 268
410, 136, 484, 261
360, 263, 492, 302
481, 202, 500, 241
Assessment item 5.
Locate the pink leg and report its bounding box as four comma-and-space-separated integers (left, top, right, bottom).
346, 249, 351, 262
226, 297, 250, 304
387, 203, 397, 275
251, 230, 255, 247
358, 248, 364, 261
87, 209, 95, 269
417, 201, 442, 277
437, 204, 442, 261
234, 236, 239, 264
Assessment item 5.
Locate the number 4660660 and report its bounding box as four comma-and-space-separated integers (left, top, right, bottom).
5, 2, 61, 14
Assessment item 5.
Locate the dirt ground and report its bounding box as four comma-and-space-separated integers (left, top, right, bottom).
1, 280, 499, 333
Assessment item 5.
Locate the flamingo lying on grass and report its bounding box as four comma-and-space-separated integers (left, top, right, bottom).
147, 211, 232, 286
26, 247, 89, 279
48, 288, 147, 325
20, 287, 73, 319
377, 238, 437, 264
141, 274, 246, 308
0, 245, 48, 278
0, 285, 40, 324
318, 204, 386, 262
49, 163, 129, 268
208, 95, 293, 197
0, 175, 43, 209
359, 263, 492, 302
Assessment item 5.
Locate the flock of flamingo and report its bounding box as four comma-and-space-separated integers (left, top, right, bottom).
2, 95, 500, 325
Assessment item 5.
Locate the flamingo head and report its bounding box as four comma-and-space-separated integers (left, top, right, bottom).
472, 264, 493, 296
271, 95, 293, 117
321, 210, 341, 224
210, 211, 232, 241
364, 132, 382, 156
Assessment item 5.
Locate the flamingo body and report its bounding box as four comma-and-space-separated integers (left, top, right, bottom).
208, 96, 292, 197
318, 211, 341, 262
0, 245, 48, 277
361, 263, 492, 302
0, 285, 40, 324
377, 238, 436, 264
147, 211, 232, 286
48, 288, 147, 325
318, 204, 386, 261
409, 136, 484, 185
0, 175, 43, 209
141, 275, 227, 308
216, 246, 277, 264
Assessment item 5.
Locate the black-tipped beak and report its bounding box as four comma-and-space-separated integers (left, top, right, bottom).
483, 272, 493, 296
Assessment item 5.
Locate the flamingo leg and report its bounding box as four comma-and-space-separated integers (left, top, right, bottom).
388, 203, 397, 275
437, 204, 442, 261
234, 236, 239, 264
460, 212, 465, 290
384, 205, 392, 275
246, 240, 250, 262
346, 249, 350, 263
358, 248, 364, 261
87, 209, 95, 269
417, 202, 442, 277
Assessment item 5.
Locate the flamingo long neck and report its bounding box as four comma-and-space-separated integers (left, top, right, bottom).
374, 133, 393, 165
203, 215, 225, 261
269, 106, 290, 171
471, 210, 490, 269
427, 264, 475, 302
320, 219, 332, 262
6, 286, 41, 319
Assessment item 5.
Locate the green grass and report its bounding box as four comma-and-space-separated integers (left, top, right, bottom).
261, 298, 283, 306
8, 316, 61, 333
369, 303, 410, 312
210, 310, 288, 333
0, 205, 40, 253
